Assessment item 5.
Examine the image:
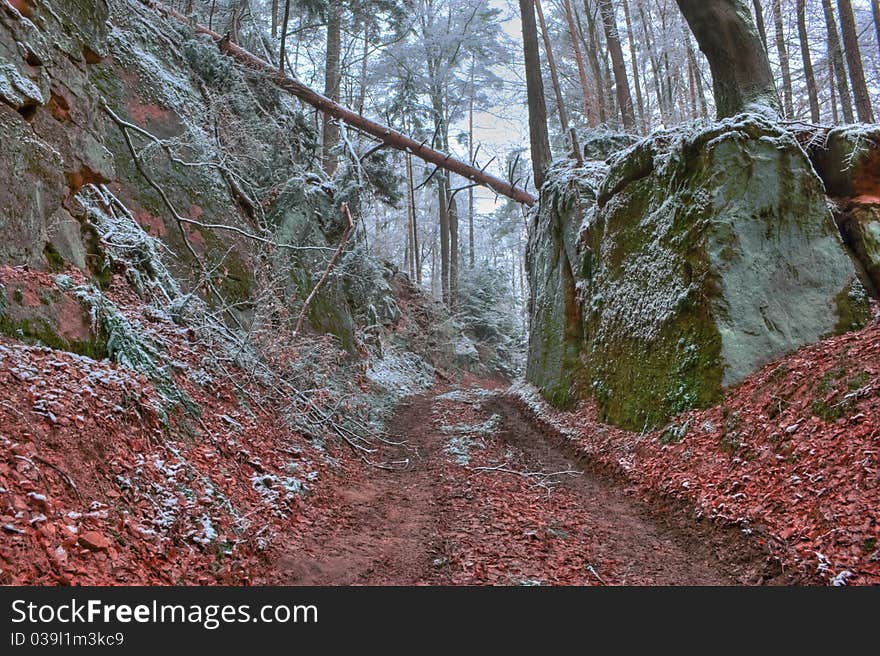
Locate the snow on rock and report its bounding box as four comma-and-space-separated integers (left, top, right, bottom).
528, 114, 870, 429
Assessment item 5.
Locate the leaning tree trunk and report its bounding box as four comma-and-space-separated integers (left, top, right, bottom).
598, 0, 636, 131
144, 0, 536, 204
837, 0, 875, 123
770, 0, 793, 117
322, 0, 342, 176
821, 0, 855, 124
518, 0, 552, 191
796, 0, 820, 123
675, 0, 780, 119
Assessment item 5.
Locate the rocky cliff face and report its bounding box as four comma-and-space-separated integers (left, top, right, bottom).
527, 115, 873, 429
0, 0, 494, 392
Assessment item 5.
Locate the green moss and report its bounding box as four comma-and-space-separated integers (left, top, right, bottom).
834, 280, 871, 334
0, 313, 108, 359
218, 249, 254, 306
43, 243, 66, 272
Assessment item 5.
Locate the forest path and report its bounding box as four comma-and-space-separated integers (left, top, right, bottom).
269, 383, 772, 585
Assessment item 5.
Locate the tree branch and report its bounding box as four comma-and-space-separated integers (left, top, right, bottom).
137, 0, 537, 206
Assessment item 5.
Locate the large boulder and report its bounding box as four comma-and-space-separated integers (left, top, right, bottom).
527, 115, 870, 429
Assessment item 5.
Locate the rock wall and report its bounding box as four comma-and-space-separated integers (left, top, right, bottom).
527, 116, 872, 429
0, 0, 362, 349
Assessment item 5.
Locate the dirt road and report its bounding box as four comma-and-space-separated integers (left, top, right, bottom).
270, 384, 779, 585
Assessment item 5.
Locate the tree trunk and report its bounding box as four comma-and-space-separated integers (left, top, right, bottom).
444, 84, 458, 307
796, 0, 820, 123
584, 1, 609, 124
598, 0, 636, 130
278, 0, 290, 72
357, 21, 369, 115
682, 13, 709, 118
535, 0, 571, 141
271, 0, 278, 38
562, 0, 597, 126
751, 0, 768, 53
448, 188, 459, 307
687, 55, 698, 118
438, 173, 450, 305
770, 0, 793, 117
837, 0, 875, 123
637, 0, 667, 125
405, 151, 420, 283
829, 58, 839, 123
675, 0, 780, 119
873, 0, 880, 63
467, 58, 476, 270
145, 0, 536, 205
322, 0, 342, 176
821, 0, 855, 123
621, 0, 646, 131
430, 237, 437, 297
518, 0, 552, 192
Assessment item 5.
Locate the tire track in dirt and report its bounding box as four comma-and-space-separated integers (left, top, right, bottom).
270, 384, 779, 585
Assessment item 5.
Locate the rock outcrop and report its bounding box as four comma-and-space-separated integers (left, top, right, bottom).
808, 125, 880, 295
527, 116, 871, 429
0, 0, 366, 349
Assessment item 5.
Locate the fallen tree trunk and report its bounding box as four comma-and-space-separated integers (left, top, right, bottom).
137, 0, 537, 206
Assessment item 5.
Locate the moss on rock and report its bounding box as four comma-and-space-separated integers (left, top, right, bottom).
527, 115, 869, 430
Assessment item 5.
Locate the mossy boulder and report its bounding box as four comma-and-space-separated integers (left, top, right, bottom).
527, 115, 869, 429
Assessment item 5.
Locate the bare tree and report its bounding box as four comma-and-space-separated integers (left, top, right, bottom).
837, 0, 875, 123
598, 0, 636, 130
771, 0, 793, 117
621, 0, 646, 131
675, 0, 780, 118
796, 0, 820, 122
535, 0, 571, 141
821, 0, 855, 123
562, 0, 597, 126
